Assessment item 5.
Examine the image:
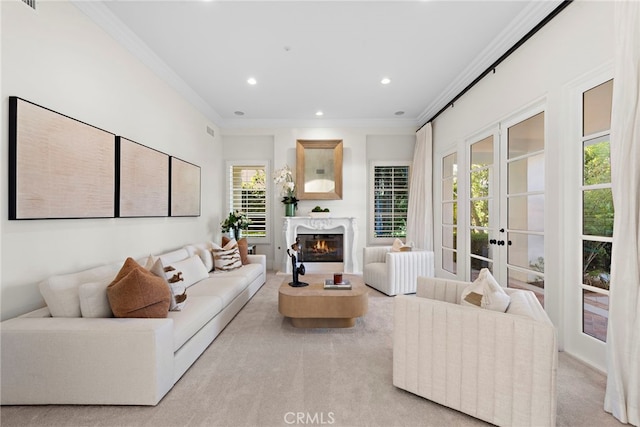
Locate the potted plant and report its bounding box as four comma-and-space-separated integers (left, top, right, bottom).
221, 210, 251, 239
273, 165, 298, 216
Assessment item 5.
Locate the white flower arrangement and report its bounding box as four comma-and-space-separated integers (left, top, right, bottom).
273, 165, 298, 204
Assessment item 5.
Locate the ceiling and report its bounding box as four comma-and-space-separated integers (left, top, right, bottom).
75, 1, 564, 129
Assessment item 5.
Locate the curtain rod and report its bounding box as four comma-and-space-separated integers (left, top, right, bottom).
417, 0, 573, 132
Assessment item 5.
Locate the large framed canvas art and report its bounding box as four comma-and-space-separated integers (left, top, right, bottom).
170, 157, 201, 217
8, 97, 116, 220
117, 137, 169, 217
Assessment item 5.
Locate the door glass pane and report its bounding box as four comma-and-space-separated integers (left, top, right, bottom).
582, 240, 612, 290
470, 257, 492, 281
470, 136, 493, 168
508, 153, 544, 193
442, 249, 457, 274
583, 138, 611, 185
508, 267, 544, 306
442, 177, 457, 201
470, 169, 490, 198
583, 79, 613, 136
442, 226, 457, 249
470, 200, 489, 227
442, 202, 457, 225
508, 195, 544, 232
508, 112, 544, 158
470, 230, 491, 258
443, 153, 457, 178
507, 232, 544, 272
583, 289, 608, 341
583, 188, 614, 237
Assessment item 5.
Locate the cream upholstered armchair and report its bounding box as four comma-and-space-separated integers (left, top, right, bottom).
393, 276, 558, 427
362, 246, 434, 296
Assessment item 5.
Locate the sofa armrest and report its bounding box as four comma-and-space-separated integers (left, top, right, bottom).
385, 251, 435, 294
1, 316, 174, 405
363, 246, 391, 265
393, 295, 557, 427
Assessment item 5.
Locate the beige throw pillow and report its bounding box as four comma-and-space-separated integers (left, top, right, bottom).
212, 239, 242, 272
460, 268, 511, 312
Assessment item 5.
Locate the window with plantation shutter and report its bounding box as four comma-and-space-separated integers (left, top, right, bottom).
369, 162, 410, 242
227, 162, 268, 240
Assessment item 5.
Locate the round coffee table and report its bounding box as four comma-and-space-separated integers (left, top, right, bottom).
278, 274, 369, 328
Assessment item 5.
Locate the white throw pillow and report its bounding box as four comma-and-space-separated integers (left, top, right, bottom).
460, 268, 511, 312
164, 255, 209, 288
39, 264, 119, 317
211, 239, 242, 272
78, 279, 114, 318
184, 243, 215, 272
148, 258, 188, 310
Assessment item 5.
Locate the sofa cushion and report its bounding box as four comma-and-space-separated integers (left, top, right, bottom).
212, 239, 242, 272
78, 279, 114, 318
39, 263, 120, 317
107, 258, 171, 318
157, 248, 190, 265
215, 263, 263, 284
460, 268, 510, 312
148, 258, 187, 311
187, 276, 248, 306
163, 255, 209, 288
168, 295, 223, 352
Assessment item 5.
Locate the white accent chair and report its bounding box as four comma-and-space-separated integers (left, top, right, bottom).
362, 246, 435, 295
393, 276, 558, 427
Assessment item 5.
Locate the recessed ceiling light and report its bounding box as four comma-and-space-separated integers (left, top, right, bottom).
247, 77, 257, 85
315, 111, 324, 117
394, 111, 405, 116
234, 111, 245, 116
381, 77, 391, 85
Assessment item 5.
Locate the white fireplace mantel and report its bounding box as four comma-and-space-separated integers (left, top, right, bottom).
282, 216, 358, 274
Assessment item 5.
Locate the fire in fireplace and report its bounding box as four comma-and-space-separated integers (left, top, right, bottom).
297, 233, 344, 263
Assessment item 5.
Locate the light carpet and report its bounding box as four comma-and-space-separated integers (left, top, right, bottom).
0, 272, 620, 427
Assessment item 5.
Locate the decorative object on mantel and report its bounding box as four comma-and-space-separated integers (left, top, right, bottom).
287, 238, 308, 287
220, 210, 251, 240
309, 205, 331, 218
273, 164, 298, 217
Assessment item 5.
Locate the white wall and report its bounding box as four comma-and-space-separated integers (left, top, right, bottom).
222, 128, 415, 272
1, 1, 222, 320
431, 0, 614, 371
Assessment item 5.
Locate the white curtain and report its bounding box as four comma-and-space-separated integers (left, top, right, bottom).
604, 2, 640, 425
406, 123, 433, 251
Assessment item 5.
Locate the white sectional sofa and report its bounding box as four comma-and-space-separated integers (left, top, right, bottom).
0, 242, 266, 406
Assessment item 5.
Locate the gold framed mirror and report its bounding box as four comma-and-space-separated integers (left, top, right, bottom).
296, 139, 343, 200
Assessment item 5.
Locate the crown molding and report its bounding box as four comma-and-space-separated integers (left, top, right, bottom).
416, 0, 565, 125
71, 1, 224, 126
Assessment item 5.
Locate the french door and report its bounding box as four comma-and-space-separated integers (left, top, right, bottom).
467, 109, 545, 303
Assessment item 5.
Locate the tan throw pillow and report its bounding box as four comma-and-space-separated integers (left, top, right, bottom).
212, 239, 242, 272
107, 258, 171, 318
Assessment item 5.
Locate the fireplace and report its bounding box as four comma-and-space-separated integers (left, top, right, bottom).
297, 234, 343, 263
282, 217, 358, 274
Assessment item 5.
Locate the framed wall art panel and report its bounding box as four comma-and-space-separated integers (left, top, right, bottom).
117, 137, 169, 218
9, 97, 116, 220
170, 157, 201, 217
